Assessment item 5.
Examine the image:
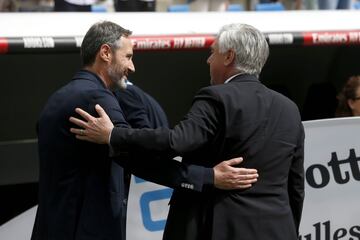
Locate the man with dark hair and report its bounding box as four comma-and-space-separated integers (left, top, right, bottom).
32, 21, 258, 240
32, 21, 133, 240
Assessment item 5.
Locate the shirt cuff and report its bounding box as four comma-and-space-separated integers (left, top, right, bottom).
108, 128, 115, 157
108, 127, 113, 145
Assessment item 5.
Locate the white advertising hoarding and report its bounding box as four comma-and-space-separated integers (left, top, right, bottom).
299, 117, 360, 239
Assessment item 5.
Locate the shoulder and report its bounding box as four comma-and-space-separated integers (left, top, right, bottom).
194, 81, 246, 101
269, 89, 301, 120
69, 71, 109, 95
69, 76, 120, 108
270, 88, 297, 107
196, 84, 225, 97
114, 85, 145, 106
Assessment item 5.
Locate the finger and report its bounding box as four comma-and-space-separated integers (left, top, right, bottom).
69, 117, 88, 128
225, 157, 243, 166
236, 167, 258, 174
226, 166, 258, 175
247, 178, 258, 184
70, 128, 86, 135
238, 178, 258, 184
75, 134, 92, 142
234, 173, 258, 180
237, 184, 252, 189
247, 173, 259, 179
75, 107, 94, 121
95, 104, 108, 118
226, 173, 258, 184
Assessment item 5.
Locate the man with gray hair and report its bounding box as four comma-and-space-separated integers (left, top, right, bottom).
70, 23, 305, 240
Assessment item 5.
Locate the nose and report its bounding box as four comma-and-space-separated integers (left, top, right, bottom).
128, 60, 135, 73
206, 56, 211, 65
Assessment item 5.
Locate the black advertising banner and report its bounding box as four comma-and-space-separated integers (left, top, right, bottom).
1, 31, 360, 54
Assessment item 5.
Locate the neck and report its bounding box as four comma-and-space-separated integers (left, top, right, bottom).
84, 65, 111, 89
224, 69, 241, 80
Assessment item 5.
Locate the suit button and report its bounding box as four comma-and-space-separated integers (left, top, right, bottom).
123, 199, 127, 206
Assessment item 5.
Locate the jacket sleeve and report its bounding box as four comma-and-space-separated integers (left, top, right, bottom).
121, 151, 214, 192
89, 88, 129, 128
110, 87, 220, 154
112, 87, 217, 191
288, 122, 305, 234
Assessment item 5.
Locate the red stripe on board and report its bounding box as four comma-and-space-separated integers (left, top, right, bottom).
130, 34, 215, 51
0, 38, 9, 54
303, 31, 360, 46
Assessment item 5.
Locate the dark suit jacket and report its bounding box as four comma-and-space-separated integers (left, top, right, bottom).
111, 74, 305, 240
115, 81, 169, 129
32, 70, 214, 240
113, 81, 213, 191
33, 70, 129, 240
114, 81, 214, 200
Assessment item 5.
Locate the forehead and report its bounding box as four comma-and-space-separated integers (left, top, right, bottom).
356, 85, 360, 94
115, 37, 133, 54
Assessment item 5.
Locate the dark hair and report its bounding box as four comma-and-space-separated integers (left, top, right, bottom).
335, 76, 360, 117
81, 21, 132, 66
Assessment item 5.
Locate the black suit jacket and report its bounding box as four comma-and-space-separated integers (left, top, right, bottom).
111, 74, 305, 240
32, 71, 214, 240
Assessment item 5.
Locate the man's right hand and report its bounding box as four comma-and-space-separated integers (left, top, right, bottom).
213, 157, 258, 190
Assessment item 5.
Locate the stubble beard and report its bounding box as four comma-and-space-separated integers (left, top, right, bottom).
108, 65, 127, 90
117, 76, 127, 90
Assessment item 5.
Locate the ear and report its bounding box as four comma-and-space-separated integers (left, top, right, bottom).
99, 44, 112, 63
224, 49, 235, 67
348, 99, 355, 110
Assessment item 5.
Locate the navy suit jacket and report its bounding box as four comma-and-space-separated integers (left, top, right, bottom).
33, 70, 128, 240
32, 71, 213, 240
115, 81, 169, 129
111, 74, 305, 240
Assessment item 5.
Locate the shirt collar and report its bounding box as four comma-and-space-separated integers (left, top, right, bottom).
224, 73, 243, 84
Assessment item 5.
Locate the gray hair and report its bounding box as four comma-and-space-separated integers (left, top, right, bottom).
217, 23, 269, 77
81, 21, 132, 66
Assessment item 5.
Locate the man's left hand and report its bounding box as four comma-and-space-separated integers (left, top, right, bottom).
213, 157, 258, 190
